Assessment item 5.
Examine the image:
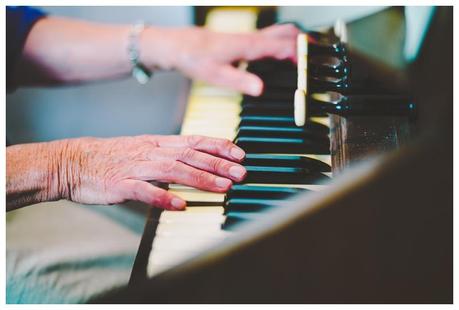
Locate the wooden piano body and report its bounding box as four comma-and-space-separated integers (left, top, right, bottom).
93, 6, 452, 303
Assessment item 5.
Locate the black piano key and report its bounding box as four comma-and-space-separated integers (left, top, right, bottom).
224, 198, 279, 213
247, 59, 296, 73
239, 116, 297, 127
221, 212, 261, 231
240, 103, 293, 116
255, 7, 277, 29
309, 57, 349, 79
228, 184, 306, 199
241, 97, 292, 105
247, 89, 294, 102
253, 72, 350, 94
310, 76, 350, 93
257, 71, 297, 89
247, 51, 347, 75
243, 154, 331, 172
236, 125, 328, 139
260, 77, 349, 94
238, 116, 329, 133
235, 137, 330, 154
239, 102, 331, 119
242, 166, 329, 184
258, 64, 348, 90
185, 185, 303, 206
241, 101, 291, 110
309, 42, 346, 57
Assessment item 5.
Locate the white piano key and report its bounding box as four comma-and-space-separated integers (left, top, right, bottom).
147, 263, 175, 277
156, 223, 225, 236
242, 183, 328, 191
206, 8, 257, 33
155, 226, 231, 238
169, 189, 224, 203
160, 212, 225, 223
152, 235, 229, 251
294, 89, 307, 126
148, 250, 202, 271
311, 116, 331, 127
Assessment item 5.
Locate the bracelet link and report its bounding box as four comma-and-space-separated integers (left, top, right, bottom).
128, 21, 152, 84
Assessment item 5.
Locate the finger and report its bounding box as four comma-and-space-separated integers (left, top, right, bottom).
242, 35, 297, 62
152, 135, 246, 162
173, 147, 247, 182
119, 179, 186, 210
260, 23, 300, 38
166, 161, 233, 192
149, 147, 247, 181
206, 63, 264, 96
130, 160, 233, 193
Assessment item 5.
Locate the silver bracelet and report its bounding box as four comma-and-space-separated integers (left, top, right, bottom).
127, 21, 152, 84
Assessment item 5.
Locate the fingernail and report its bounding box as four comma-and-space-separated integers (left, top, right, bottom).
249, 82, 262, 96
230, 147, 245, 160
171, 198, 186, 210
215, 177, 232, 189
229, 166, 246, 180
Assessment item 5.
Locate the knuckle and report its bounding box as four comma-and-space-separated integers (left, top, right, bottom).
161, 160, 177, 175
153, 192, 169, 208
220, 139, 234, 151
193, 170, 211, 186
187, 135, 203, 148
208, 157, 223, 173
179, 147, 195, 161
284, 23, 297, 32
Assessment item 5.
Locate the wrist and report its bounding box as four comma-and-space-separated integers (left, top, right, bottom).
6, 140, 68, 210
139, 26, 182, 71
48, 138, 84, 202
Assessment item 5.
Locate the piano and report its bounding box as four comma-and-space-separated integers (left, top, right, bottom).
93, 6, 452, 303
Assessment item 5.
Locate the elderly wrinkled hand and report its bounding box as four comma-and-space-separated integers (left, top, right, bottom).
6, 135, 247, 211
59, 135, 247, 210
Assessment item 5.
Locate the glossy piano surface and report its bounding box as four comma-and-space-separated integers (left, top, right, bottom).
330, 114, 415, 174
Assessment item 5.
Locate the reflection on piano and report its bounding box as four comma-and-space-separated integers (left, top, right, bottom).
94, 6, 452, 303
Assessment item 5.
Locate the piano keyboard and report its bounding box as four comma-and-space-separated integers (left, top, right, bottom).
147, 8, 333, 277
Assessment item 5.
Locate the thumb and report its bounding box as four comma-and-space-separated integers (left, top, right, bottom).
119, 179, 186, 210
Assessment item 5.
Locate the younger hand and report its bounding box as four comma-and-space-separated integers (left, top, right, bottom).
141, 24, 299, 96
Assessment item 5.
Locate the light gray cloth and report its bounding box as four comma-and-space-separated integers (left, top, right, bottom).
6, 201, 145, 303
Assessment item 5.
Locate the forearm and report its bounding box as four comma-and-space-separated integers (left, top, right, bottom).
6, 141, 66, 211
15, 17, 161, 86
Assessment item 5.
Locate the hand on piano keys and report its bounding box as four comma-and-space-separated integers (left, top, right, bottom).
143, 23, 299, 96
54, 135, 249, 211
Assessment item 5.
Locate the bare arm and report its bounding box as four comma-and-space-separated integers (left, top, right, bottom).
6, 141, 61, 211
15, 17, 298, 95
15, 17, 132, 87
